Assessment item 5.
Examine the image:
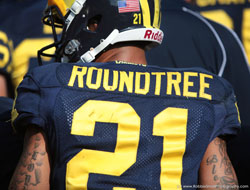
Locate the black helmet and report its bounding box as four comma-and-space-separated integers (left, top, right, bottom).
38, 0, 164, 64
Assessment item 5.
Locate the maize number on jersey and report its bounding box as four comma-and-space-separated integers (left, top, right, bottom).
66, 100, 188, 190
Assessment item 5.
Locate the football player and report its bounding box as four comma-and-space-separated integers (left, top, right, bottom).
146, 0, 250, 187
0, 0, 57, 97
10, 0, 240, 189
192, 0, 250, 65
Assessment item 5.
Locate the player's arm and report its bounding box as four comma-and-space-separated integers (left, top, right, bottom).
8, 125, 50, 190
0, 74, 8, 97
199, 137, 238, 190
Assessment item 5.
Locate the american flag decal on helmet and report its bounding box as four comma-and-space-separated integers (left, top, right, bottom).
118, 0, 140, 13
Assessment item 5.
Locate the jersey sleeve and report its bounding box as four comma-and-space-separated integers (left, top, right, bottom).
12, 74, 46, 134
209, 81, 241, 142
213, 22, 250, 128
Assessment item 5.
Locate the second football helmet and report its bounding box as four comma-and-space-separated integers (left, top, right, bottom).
38, 0, 164, 64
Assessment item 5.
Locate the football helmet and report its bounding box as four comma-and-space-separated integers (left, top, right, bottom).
38, 0, 164, 64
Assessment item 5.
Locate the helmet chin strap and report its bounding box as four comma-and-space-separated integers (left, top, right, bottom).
79, 27, 163, 63
80, 29, 119, 63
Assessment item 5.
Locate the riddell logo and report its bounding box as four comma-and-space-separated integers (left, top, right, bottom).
144, 30, 163, 43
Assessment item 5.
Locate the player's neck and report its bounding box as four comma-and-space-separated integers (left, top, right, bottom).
95, 45, 147, 66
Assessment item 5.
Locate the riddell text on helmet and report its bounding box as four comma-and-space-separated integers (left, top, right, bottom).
144, 30, 163, 43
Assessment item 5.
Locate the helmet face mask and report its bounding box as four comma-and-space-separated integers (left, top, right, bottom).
38, 4, 67, 65
43, 5, 65, 28
38, 0, 164, 65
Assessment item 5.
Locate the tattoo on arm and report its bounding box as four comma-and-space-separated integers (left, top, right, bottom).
205, 138, 238, 190
9, 133, 47, 190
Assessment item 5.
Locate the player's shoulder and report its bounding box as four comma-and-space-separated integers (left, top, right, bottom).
26, 62, 93, 88
25, 62, 62, 87
151, 65, 235, 101
193, 67, 235, 100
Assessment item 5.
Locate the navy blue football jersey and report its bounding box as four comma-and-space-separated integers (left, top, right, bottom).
13, 61, 240, 189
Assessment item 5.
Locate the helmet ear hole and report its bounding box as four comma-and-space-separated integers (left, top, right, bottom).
87, 15, 102, 32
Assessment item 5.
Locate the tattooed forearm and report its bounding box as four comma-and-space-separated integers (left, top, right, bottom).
9, 132, 48, 190
205, 138, 238, 190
